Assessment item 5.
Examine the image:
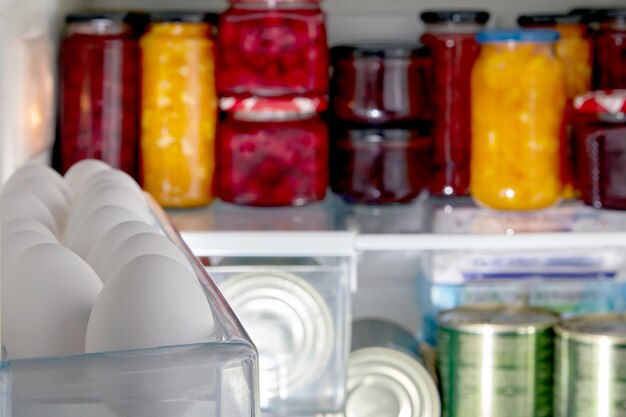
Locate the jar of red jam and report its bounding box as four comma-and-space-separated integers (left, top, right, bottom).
330, 124, 432, 204
59, 12, 139, 178
217, 113, 328, 206
574, 90, 626, 209
589, 9, 626, 89
420, 10, 490, 197
330, 44, 433, 124
217, 0, 329, 108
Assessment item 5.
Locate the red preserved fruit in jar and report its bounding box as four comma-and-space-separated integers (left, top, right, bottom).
330, 44, 433, 124
588, 9, 626, 89
217, 0, 329, 102
574, 90, 626, 210
330, 124, 432, 204
59, 13, 139, 178
420, 10, 490, 197
218, 114, 328, 207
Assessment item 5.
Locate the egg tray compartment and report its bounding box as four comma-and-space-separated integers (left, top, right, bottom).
0, 197, 260, 417
205, 258, 351, 416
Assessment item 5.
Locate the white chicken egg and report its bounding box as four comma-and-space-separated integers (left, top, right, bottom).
3, 177, 70, 234
85, 220, 161, 274
0, 192, 58, 235
1, 218, 57, 241
2, 243, 103, 359
85, 254, 215, 353
1, 230, 58, 270
64, 159, 111, 193
64, 205, 145, 259
98, 232, 196, 283
74, 169, 143, 203
2, 164, 72, 202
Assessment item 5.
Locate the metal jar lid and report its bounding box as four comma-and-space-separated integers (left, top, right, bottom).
557, 314, 626, 345
219, 270, 334, 399
438, 304, 560, 334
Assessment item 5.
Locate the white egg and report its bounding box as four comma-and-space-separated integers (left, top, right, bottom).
1, 218, 57, 241
86, 254, 215, 353
3, 164, 72, 202
98, 233, 196, 283
1, 230, 58, 269
64, 205, 145, 259
0, 192, 58, 235
3, 177, 70, 234
74, 169, 143, 203
85, 221, 161, 274
2, 243, 103, 359
64, 159, 111, 193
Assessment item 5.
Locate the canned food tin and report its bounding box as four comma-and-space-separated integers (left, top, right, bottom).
555, 314, 626, 417
322, 319, 440, 417
218, 270, 334, 405
437, 304, 559, 417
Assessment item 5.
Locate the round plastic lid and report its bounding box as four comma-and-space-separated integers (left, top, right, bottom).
331, 44, 428, 60
517, 13, 586, 26
420, 10, 490, 25
147, 11, 218, 24
476, 29, 560, 43
574, 90, 626, 114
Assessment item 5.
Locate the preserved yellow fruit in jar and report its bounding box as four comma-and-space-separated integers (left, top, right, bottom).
140, 14, 217, 208
471, 30, 566, 210
555, 24, 591, 99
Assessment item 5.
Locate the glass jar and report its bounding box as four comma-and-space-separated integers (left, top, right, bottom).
218, 0, 329, 104
330, 44, 432, 124
574, 90, 626, 209
140, 12, 218, 208
218, 114, 328, 207
518, 14, 592, 199
330, 124, 432, 204
420, 10, 490, 197
59, 13, 139, 178
471, 30, 566, 211
589, 9, 626, 89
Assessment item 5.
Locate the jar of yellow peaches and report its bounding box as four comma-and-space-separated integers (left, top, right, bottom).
471, 30, 566, 210
140, 12, 218, 208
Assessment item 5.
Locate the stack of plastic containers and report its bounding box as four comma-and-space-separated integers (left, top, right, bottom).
217, 0, 330, 207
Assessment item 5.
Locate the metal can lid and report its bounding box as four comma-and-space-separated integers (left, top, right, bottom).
438, 304, 560, 333
219, 270, 334, 397
420, 10, 490, 25
517, 13, 587, 26
574, 90, 626, 115
557, 314, 626, 344
220, 96, 327, 121
65, 11, 130, 24
147, 11, 219, 24
331, 43, 429, 60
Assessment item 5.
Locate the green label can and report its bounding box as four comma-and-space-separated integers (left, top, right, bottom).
437, 304, 559, 417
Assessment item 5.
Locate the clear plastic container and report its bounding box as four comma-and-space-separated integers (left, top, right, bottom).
0, 197, 260, 417
471, 29, 566, 210
330, 125, 432, 204
58, 13, 139, 179
206, 256, 351, 415
420, 10, 490, 197
573, 90, 626, 210
218, 0, 329, 103
330, 44, 432, 124
589, 9, 626, 89
217, 114, 328, 207
140, 12, 218, 208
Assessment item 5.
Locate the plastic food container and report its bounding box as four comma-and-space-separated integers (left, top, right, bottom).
218, 0, 329, 106
330, 44, 432, 124
589, 9, 626, 89
420, 10, 490, 197
574, 90, 626, 210
330, 125, 432, 204
218, 114, 328, 207
59, 13, 139, 178
471, 29, 566, 211
140, 12, 218, 208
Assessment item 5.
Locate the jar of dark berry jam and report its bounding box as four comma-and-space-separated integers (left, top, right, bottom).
59, 12, 139, 178
330, 123, 432, 204
420, 10, 490, 197
588, 9, 626, 89
218, 0, 329, 109
330, 44, 433, 124
218, 113, 328, 207
574, 90, 626, 210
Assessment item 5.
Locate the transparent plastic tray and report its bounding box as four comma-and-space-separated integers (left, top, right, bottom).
0, 197, 260, 417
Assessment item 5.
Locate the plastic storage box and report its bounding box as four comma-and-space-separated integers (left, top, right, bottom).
0, 198, 260, 417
